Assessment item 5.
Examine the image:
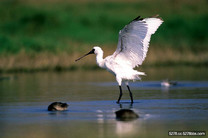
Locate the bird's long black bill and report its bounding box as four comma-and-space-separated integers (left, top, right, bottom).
75, 49, 95, 62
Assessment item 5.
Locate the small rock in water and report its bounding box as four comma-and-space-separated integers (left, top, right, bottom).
115, 109, 139, 121
48, 102, 69, 111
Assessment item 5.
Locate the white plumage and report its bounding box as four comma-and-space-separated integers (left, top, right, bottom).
76, 15, 163, 103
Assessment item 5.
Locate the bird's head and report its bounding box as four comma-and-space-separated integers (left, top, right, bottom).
93, 46, 103, 55
75, 46, 102, 62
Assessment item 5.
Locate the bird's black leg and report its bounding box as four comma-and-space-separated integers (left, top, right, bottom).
117, 86, 123, 103
127, 85, 134, 103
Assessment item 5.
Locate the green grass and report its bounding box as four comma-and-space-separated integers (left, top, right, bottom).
0, 0, 207, 54
0, 0, 207, 72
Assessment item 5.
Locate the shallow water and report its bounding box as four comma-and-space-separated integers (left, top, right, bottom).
0, 67, 208, 138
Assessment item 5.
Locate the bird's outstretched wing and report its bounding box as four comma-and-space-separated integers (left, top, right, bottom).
112, 15, 163, 68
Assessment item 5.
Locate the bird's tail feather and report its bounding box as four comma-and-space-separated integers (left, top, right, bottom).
137, 71, 146, 76
133, 71, 146, 81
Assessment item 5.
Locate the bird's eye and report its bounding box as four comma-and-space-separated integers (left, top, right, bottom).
92, 49, 95, 53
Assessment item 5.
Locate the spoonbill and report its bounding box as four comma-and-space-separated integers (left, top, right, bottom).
75, 15, 163, 103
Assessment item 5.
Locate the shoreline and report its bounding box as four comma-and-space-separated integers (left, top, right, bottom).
0, 60, 207, 74
0, 47, 207, 73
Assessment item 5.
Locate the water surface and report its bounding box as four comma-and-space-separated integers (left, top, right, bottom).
0, 67, 208, 138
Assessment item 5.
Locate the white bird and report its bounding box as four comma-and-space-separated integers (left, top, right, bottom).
75, 15, 163, 103
161, 79, 177, 87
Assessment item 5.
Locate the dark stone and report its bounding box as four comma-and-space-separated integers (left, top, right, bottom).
48, 102, 68, 111
115, 109, 139, 121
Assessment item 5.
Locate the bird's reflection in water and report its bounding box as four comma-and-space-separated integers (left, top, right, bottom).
96, 102, 143, 137
118, 102, 133, 109
115, 103, 140, 137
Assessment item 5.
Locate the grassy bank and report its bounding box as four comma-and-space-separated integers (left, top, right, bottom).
0, 47, 207, 73
0, 0, 207, 72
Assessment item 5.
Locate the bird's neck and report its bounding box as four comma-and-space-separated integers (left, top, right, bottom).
96, 52, 104, 68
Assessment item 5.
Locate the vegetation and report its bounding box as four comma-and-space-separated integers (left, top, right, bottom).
0, 0, 207, 72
